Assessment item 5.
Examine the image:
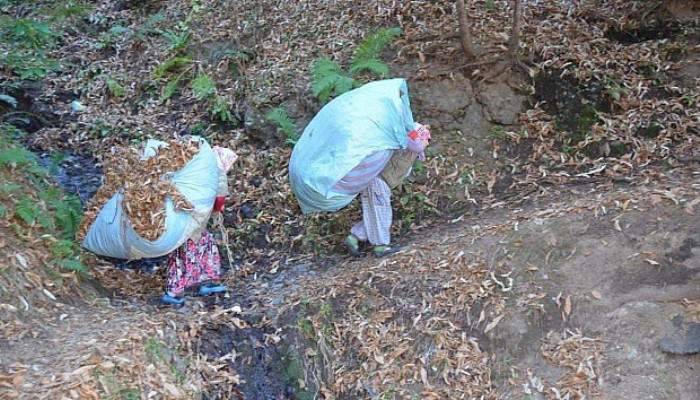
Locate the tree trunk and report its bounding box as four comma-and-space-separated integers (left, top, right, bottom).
508, 0, 522, 59
456, 0, 475, 59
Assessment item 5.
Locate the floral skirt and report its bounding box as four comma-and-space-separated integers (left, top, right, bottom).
166, 230, 221, 295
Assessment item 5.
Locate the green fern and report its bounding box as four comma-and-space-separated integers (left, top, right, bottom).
266, 107, 299, 145
191, 73, 216, 100
160, 28, 190, 52
39, 186, 61, 202
311, 57, 356, 103
349, 58, 390, 77
161, 77, 183, 101
49, 195, 82, 240
15, 197, 39, 225
0, 147, 34, 166
50, 239, 75, 259
349, 27, 401, 77
58, 258, 87, 274
1, 18, 56, 48
0, 204, 6, 218
153, 56, 193, 79
37, 211, 54, 230
0, 182, 21, 193
209, 95, 233, 122
106, 78, 125, 97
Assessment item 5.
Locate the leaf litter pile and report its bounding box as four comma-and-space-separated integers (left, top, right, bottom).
539, 330, 605, 400
276, 242, 510, 399
1, 0, 699, 399
78, 140, 199, 241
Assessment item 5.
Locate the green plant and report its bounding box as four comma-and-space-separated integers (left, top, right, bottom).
153, 56, 193, 78
161, 78, 185, 101
58, 258, 85, 273
88, 119, 122, 137
0, 147, 34, 166
413, 159, 425, 174
50, 239, 75, 259
681, 94, 696, 108
190, 121, 207, 135
106, 78, 125, 97
219, 49, 251, 78
297, 318, 315, 340
191, 73, 216, 100
349, 27, 401, 77
0, 182, 21, 193
14, 197, 40, 225
153, 57, 194, 102
47, 152, 65, 175
310, 27, 401, 103
319, 302, 333, 320
0, 15, 60, 79
160, 27, 190, 52
145, 337, 165, 363
0, 123, 26, 140
488, 125, 508, 140
266, 107, 299, 145
311, 57, 355, 103
1, 17, 56, 48
485, 0, 496, 11
209, 95, 233, 122
94, 370, 141, 400
49, 194, 82, 239
0, 49, 58, 80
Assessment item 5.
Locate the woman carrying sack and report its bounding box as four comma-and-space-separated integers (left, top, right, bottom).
340, 123, 431, 257
160, 146, 237, 306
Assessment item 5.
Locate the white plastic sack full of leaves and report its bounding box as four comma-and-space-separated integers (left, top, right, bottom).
82, 137, 219, 260
289, 78, 414, 213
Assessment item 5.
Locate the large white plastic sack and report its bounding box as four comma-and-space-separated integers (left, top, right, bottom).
82, 137, 219, 260
289, 79, 414, 213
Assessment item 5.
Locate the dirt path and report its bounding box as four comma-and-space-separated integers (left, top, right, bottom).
191, 168, 700, 399
483, 187, 700, 399
2, 170, 698, 399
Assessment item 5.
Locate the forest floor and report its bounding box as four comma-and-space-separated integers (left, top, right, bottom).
1, 0, 699, 399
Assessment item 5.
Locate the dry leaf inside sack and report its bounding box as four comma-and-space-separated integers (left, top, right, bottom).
78, 140, 200, 241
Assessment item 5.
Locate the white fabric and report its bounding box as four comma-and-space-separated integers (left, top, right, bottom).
332, 150, 392, 195
351, 177, 392, 246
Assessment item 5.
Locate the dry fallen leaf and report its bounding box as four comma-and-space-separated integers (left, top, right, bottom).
564, 296, 572, 317
420, 366, 429, 387
484, 314, 505, 334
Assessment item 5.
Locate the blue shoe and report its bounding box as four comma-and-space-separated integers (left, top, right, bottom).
160, 293, 185, 306
373, 245, 402, 258
344, 235, 361, 257
198, 283, 227, 296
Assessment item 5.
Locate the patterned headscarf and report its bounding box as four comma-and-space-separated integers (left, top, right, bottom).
213, 146, 238, 173
408, 122, 431, 141
406, 122, 430, 160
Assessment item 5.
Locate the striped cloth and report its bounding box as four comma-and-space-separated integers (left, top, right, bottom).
332, 150, 393, 195
351, 177, 392, 245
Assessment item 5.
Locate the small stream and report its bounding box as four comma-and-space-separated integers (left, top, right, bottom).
35, 149, 169, 270
36, 151, 103, 205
